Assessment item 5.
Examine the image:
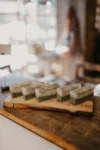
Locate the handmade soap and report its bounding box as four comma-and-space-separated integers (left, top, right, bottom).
57, 84, 81, 102
10, 81, 32, 98
70, 86, 93, 105
35, 83, 60, 102
22, 82, 45, 100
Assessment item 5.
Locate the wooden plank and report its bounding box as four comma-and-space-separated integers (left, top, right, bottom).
0, 108, 78, 150
0, 107, 100, 150
3, 95, 94, 115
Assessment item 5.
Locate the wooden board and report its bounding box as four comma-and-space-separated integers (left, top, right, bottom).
0, 107, 100, 150
3, 95, 94, 115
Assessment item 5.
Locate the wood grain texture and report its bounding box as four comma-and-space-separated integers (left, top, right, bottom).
0, 107, 100, 150
0, 108, 78, 150
3, 95, 94, 115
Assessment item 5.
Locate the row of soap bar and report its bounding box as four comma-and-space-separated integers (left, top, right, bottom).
10, 81, 94, 105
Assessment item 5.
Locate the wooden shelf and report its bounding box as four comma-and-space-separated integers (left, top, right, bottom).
75, 62, 100, 84
84, 62, 100, 72
84, 75, 100, 84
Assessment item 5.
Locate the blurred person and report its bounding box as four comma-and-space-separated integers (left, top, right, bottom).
59, 6, 81, 55
58, 6, 82, 80
65, 6, 80, 55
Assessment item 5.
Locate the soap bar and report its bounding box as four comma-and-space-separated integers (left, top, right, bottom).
22, 82, 46, 100
57, 84, 81, 102
35, 83, 59, 102
70, 86, 93, 105
10, 81, 32, 98
23, 93, 35, 100
11, 92, 22, 98
36, 94, 56, 102
57, 94, 70, 102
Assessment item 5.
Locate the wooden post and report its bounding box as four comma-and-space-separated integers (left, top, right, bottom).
84, 0, 97, 62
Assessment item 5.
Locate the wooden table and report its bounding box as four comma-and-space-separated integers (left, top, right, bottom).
0, 91, 100, 150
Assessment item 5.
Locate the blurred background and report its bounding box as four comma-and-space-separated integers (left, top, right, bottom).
0, 0, 100, 85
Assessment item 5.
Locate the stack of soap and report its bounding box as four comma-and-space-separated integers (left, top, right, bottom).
70, 86, 94, 105
10, 81, 32, 98
22, 82, 46, 100
57, 84, 81, 102
35, 83, 60, 102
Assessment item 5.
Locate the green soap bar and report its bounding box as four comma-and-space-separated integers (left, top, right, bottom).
36, 94, 56, 102
11, 92, 22, 98
57, 94, 69, 102
23, 93, 35, 101
70, 94, 93, 105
